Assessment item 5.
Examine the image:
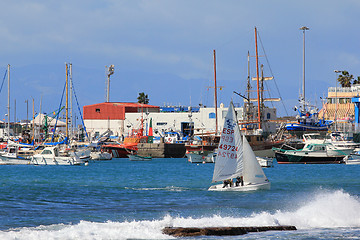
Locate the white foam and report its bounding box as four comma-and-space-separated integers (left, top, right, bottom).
1, 189, 359, 239
0, 218, 174, 240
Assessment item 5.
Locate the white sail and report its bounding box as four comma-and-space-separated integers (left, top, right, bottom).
242, 135, 268, 184
212, 102, 243, 182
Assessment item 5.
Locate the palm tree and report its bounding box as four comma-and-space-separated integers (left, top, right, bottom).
337, 71, 353, 87
137, 92, 149, 104
353, 76, 360, 85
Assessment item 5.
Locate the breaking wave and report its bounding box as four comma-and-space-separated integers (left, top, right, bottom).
0, 189, 359, 240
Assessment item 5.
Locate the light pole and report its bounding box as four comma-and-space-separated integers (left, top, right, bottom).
300, 26, 309, 111
334, 70, 341, 131
105, 65, 115, 102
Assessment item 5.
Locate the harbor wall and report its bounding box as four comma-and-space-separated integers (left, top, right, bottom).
137, 143, 186, 158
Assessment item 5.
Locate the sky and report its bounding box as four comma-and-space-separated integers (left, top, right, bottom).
1, 0, 360, 121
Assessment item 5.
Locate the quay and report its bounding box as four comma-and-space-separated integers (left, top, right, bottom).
137, 142, 186, 158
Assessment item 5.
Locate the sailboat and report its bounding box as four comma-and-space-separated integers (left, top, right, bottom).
208, 101, 270, 191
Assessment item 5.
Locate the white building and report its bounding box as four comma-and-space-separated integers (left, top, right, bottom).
83, 102, 278, 139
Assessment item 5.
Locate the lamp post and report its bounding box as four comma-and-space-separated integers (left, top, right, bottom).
334, 70, 341, 131
300, 26, 309, 111
105, 65, 115, 102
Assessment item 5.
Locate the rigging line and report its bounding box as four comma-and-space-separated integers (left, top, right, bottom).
257, 31, 289, 116
51, 81, 66, 143
70, 80, 89, 141
0, 69, 8, 95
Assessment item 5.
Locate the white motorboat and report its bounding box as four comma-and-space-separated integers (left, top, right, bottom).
256, 156, 274, 167
31, 146, 85, 165
0, 145, 31, 165
273, 141, 353, 164
208, 102, 270, 191
343, 153, 360, 165
186, 150, 217, 163
90, 151, 112, 160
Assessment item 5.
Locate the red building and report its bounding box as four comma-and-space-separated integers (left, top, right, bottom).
83, 102, 159, 138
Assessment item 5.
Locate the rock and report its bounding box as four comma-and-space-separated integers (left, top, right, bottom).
162, 226, 297, 237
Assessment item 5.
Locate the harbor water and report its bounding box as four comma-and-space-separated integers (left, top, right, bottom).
0, 158, 359, 239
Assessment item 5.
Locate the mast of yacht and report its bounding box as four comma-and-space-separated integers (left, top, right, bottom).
7, 64, 10, 141
69, 63, 73, 140
246, 51, 251, 122
213, 49, 218, 135
255, 27, 262, 129
66, 63, 69, 142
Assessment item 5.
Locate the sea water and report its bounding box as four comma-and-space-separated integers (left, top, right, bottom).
0, 158, 359, 239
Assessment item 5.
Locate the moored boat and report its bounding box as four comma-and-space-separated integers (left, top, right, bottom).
31, 146, 85, 165
343, 152, 360, 165
101, 143, 137, 158
0, 145, 31, 165
90, 151, 112, 160
256, 156, 274, 167
186, 150, 216, 163
273, 142, 353, 164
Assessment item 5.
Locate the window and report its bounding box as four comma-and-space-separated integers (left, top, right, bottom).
41, 150, 52, 155
95, 108, 100, 113
267, 113, 271, 119
209, 112, 216, 119
156, 122, 167, 126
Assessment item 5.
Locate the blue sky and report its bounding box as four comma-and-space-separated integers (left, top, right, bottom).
1, 0, 360, 121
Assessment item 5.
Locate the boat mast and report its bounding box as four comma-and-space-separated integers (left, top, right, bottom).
32, 98, 35, 141
69, 63, 73, 139
66, 63, 69, 141
7, 64, 10, 141
260, 64, 264, 115
246, 51, 251, 122
213, 49, 218, 135
255, 27, 261, 129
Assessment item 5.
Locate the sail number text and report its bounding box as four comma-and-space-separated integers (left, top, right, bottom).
218, 144, 238, 152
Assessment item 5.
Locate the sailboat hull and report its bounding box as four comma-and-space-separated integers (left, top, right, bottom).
208, 182, 270, 191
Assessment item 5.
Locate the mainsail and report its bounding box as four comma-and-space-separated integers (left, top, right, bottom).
212, 102, 243, 182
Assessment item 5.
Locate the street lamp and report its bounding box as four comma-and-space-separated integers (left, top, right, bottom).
105, 65, 115, 102
334, 70, 342, 131
300, 26, 309, 111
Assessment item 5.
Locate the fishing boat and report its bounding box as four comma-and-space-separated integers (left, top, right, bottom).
208, 102, 270, 191
273, 141, 353, 164
0, 145, 31, 165
101, 142, 137, 158
285, 109, 331, 131
128, 154, 152, 161
31, 146, 85, 165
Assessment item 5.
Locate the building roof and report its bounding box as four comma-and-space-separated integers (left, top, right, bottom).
86, 102, 159, 109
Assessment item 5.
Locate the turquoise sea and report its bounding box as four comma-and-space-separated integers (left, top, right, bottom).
0, 158, 359, 239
